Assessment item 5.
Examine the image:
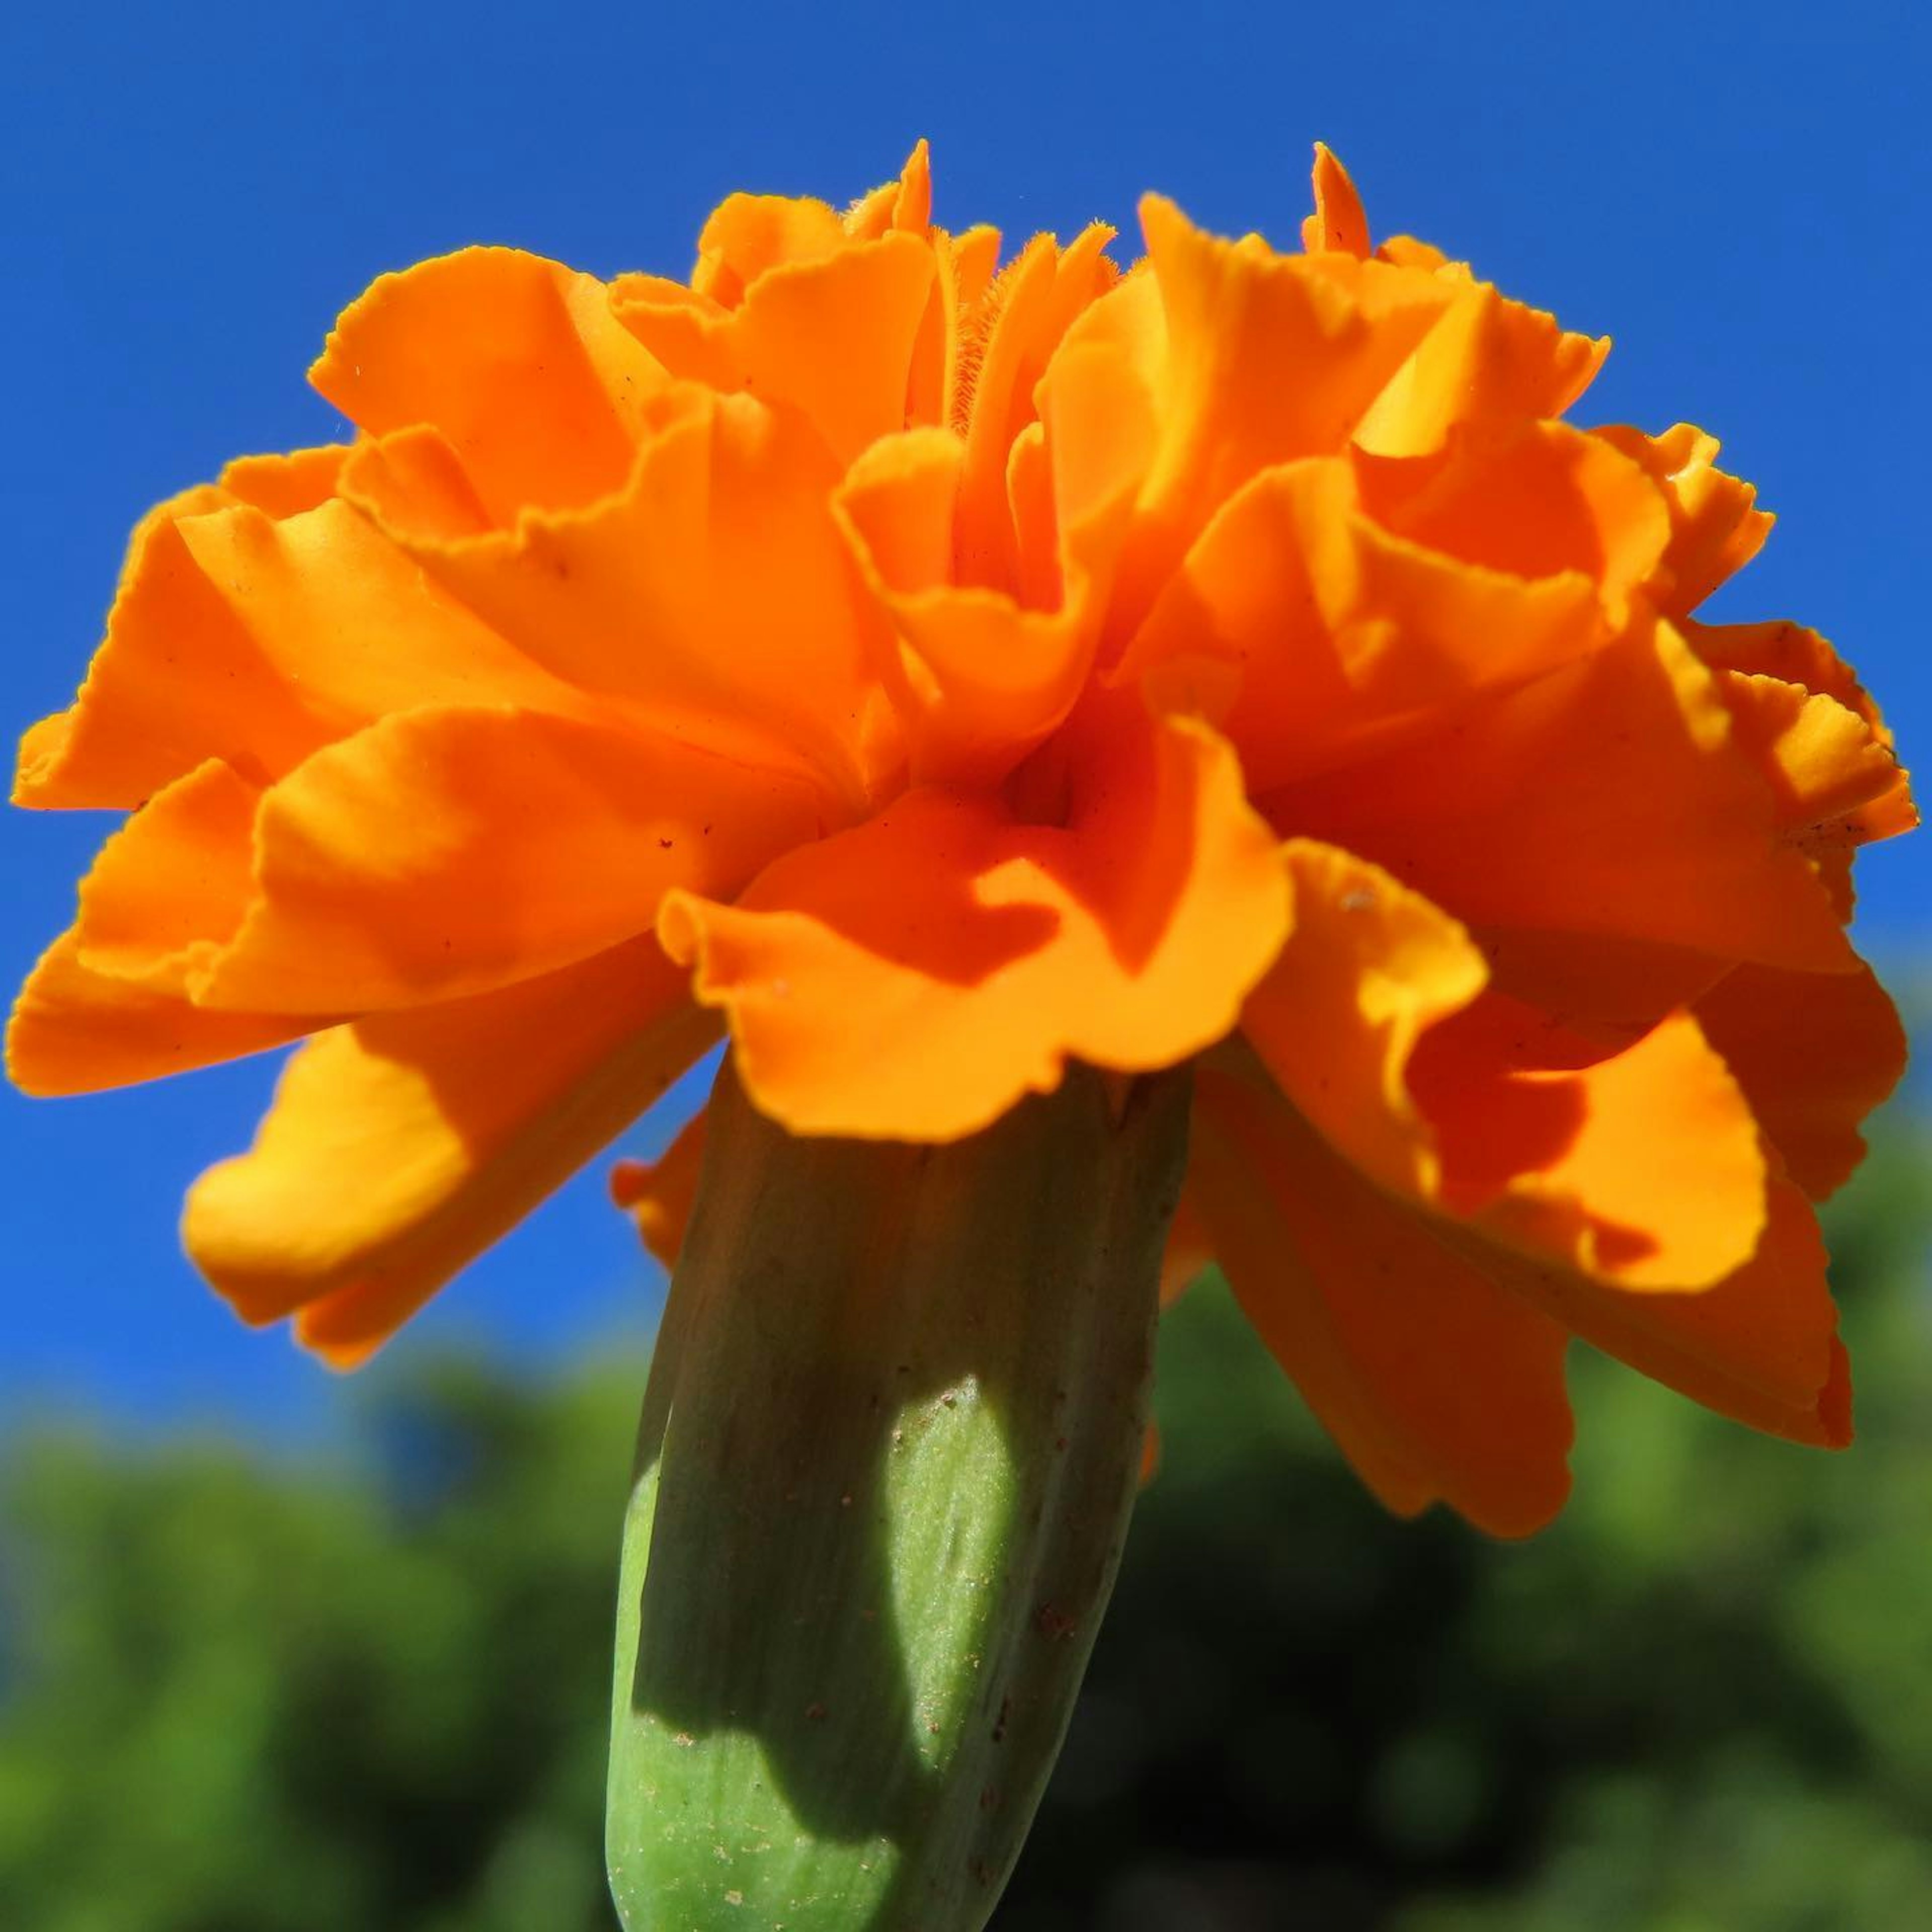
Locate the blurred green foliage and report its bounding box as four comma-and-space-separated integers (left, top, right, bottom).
1, 1133, 1925, 1931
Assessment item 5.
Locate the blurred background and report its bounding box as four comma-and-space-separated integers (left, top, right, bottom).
2, 2, 1927, 1926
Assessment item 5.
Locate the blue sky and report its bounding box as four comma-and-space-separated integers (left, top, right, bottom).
2, 1, 1925, 1433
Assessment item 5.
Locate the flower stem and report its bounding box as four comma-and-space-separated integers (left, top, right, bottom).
608, 1056, 1191, 1930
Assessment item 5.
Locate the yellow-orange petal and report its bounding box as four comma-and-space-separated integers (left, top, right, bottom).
659, 713, 1290, 1139
184, 939, 717, 1365
610, 1108, 708, 1272
1301, 143, 1370, 257
350, 385, 899, 809
194, 703, 824, 1016
1594, 423, 1773, 614
311, 248, 664, 520
1265, 616, 1855, 975
1694, 959, 1907, 1200
1191, 1062, 1574, 1538
7, 931, 309, 1097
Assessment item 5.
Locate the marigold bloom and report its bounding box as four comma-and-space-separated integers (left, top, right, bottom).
12, 143, 1913, 1536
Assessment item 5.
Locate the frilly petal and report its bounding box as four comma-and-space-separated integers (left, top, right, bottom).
658, 713, 1290, 1139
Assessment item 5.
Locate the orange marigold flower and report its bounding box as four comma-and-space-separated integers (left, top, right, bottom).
11, 142, 1914, 1536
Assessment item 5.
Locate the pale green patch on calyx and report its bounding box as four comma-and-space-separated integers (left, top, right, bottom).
607, 1057, 1190, 1931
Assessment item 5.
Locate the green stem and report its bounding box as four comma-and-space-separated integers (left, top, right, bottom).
608, 1057, 1191, 1930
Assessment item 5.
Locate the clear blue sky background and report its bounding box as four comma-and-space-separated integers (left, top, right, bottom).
2, 1, 1925, 1435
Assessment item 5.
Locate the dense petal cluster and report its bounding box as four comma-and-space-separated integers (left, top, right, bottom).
13, 145, 1912, 1532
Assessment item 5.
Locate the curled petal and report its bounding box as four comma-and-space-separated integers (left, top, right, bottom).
185, 940, 717, 1365
1267, 617, 1855, 975
614, 232, 937, 465
1351, 420, 1670, 622
1683, 616, 1893, 738
1242, 843, 1768, 1291
1695, 959, 1907, 1200
311, 248, 664, 518
195, 704, 824, 1015
949, 224, 1118, 584
1351, 280, 1607, 460
1191, 1062, 1575, 1539
1102, 196, 1452, 630
1120, 456, 1604, 790
659, 714, 1290, 1139
834, 429, 1101, 784
1456, 1179, 1849, 1446
1594, 424, 1773, 614
1715, 671, 1913, 842
18, 491, 578, 811
348, 386, 900, 808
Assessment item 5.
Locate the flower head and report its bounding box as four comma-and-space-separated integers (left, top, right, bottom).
13, 144, 1912, 1533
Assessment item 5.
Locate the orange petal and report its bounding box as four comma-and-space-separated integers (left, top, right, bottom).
1714, 671, 1915, 844
1593, 424, 1773, 614
1472, 925, 1733, 1045
350, 385, 899, 810
1239, 840, 1486, 1202
1407, 991, 1766, 1290
1455, 1177, 1848, 1446
310, 248, 663, 519
1191, 1061, 1574, 1538
7, 931, 308, 1098
1694, 959, 1907, 1200
841, 141, 933, 239
1351, 419, 1670, 621
1107, 197, 1451, 631
1352, 281, 1607, 460
184, 939, 717, 1365
950, 224, 1118, 586
610, 1108, 708, 1272
1302, 143, 1370, 257
659, 712, 1290, 1139
833, 429, 1101, 784
16, 490, 579, 811
1241, 843, 1767, 1291
69, 759, 260, 990
1682, 616, 1892, 738
615, 232, 936, 466
690, 192, 848, 303
1265, 617, 1855, 975
1120, 455, 1604, 791
195, 703, 824, 1015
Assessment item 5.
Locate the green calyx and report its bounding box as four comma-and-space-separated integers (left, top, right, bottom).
608, 1058, 1191, 1930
